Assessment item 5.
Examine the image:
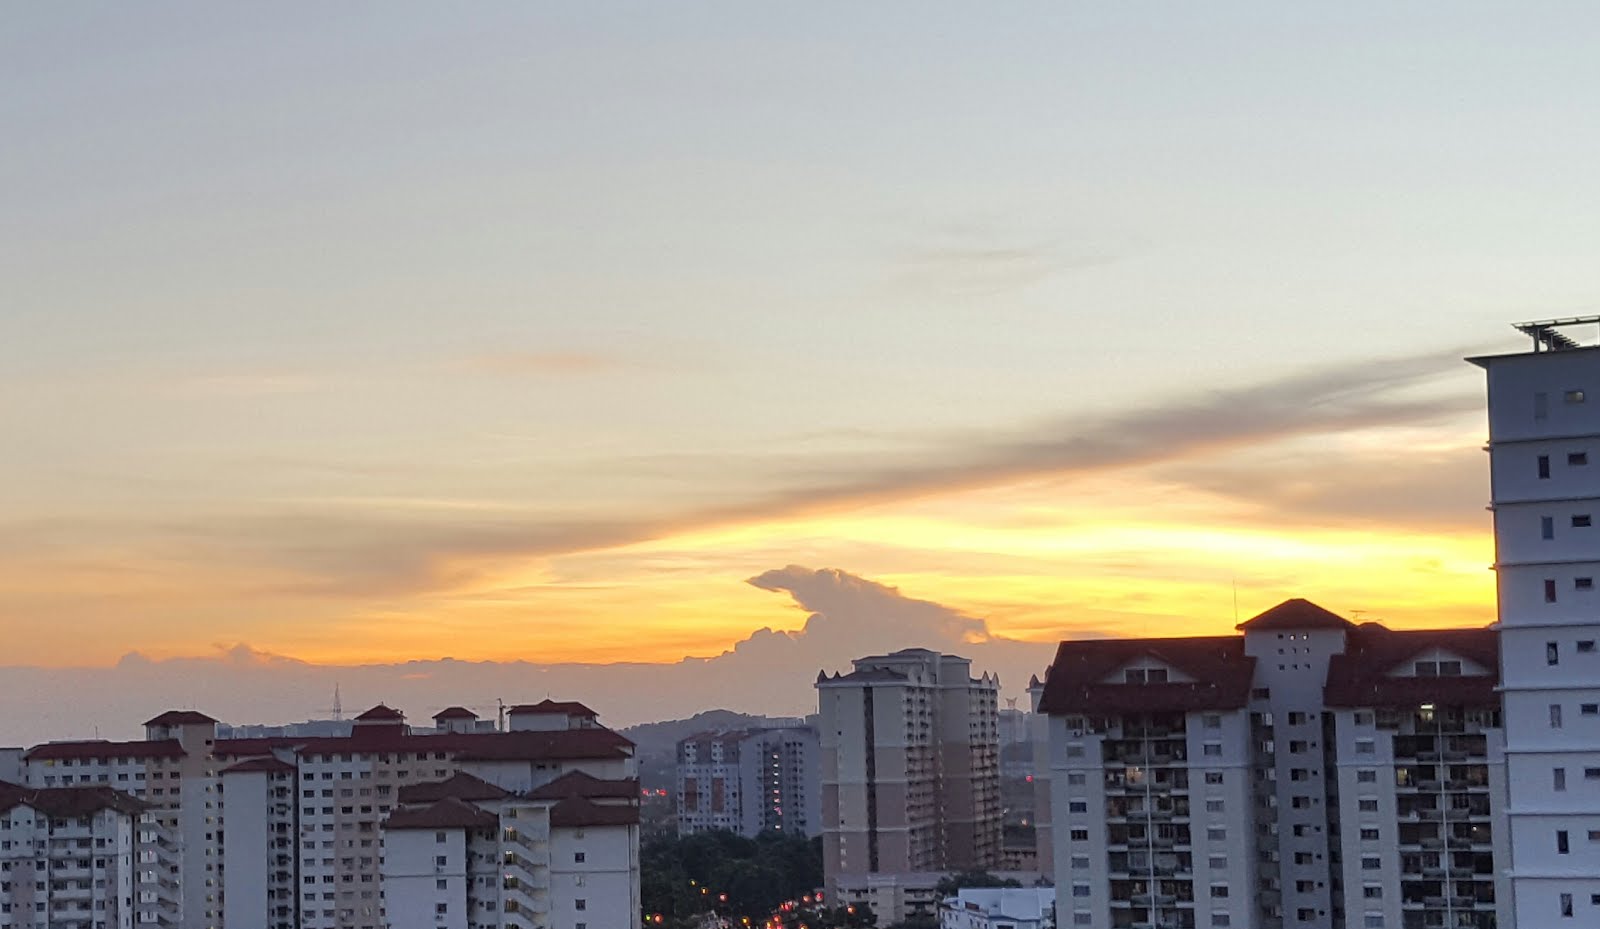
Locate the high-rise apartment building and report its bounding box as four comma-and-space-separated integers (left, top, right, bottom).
1037, 599, 1510, 929
816, 648, 1001, 924
676, 726, 820, 838
1471, 317, 1600, 926
2, 699, 637, 929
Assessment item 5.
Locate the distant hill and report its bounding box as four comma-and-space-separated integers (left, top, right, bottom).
621, 709, 807, 791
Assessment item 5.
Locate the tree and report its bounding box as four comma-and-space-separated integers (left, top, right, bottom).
933, 870, 1021, 898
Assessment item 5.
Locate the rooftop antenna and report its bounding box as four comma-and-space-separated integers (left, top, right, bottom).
497, 698, 506, 732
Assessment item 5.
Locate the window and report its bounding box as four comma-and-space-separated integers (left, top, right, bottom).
1540, 455, 1552, 479
1209, 855, 1227, 869
1550, 642, 1562, 665
1206, 799, 1225, 813
435, 832, 446, 843
1203, 714, 1222, 729
1547, 580, 1559, 603
1363, 886, 1382, 899
434, 856, 446, 867
1561, 892, 1573, 917
1066, 773, 1085, 785
1253, 688, 1271, 699
1579, 578, 1595, 591
1415, 661, 1437, 676
1207, 827, 1226, 842
1359, 798, 1379, 812
575, 899, 587, 911
1069, 801, 1087, 813
1356, 740, 1375, 754
1571, 452, 1589, 466
1555, 768, 1567, 791
1581, 641, 1596, 653
1360, 828, 1380, 841
1364, 916, 1384, 929
1071, 855, 1089, 869
1567, 389, 1586, 404
1070, 829, 1088, 842
1558, 831, 1570, 854
434, 904, 448, 916
1552, 704, 1564, 728
1072, 884, 1090, 898
1212, 916, 1231, 928
1361, 856, 1381, 870
1205, 771, 1224, 785
1074, 914, 1093, 927
1584, 704, 1599, 716
1576, 515, 1593, 528
1357, 769, 1377, 783
435, 879, 446, 890
1288, 712, 1307, 725
1544, 516, 1556, 539
573, 851, 586, 863
1203, 743, 1223, 757
1587, 768, 1600, 780
1210, 884, 1229, 898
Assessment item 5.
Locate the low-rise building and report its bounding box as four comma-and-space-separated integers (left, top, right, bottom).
939, 887, 1055, 929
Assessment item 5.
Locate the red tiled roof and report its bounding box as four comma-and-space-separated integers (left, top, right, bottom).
0, 781, 149, 818
354, 704, 404, 722
1237, 598, 1356, 632
432, 707, 478, 720
24, 739, 185, 762
385, 797, 498, 831
398, 772, 508, 804
221, 757, 297, 775
216, 727, 630, 762
527, 770, 639, 801
143, 710, 218, 727
1325, 625, 1500, 709
548, 796, 639, 828
1037, 636, 1255, 715
507, 700, 597, 717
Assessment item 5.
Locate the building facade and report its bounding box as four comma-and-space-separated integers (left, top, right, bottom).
1471, 318, 1600, 927
817, 648, 1001, 924
675, 726, 820, 838
1037, 599, 1510, 929
3, 699, 637, 929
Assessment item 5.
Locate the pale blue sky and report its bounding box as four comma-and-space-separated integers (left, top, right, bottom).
1, 3, 1597, 668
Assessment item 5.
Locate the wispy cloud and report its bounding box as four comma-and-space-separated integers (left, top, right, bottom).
0, 346, 1480, 600
464, 351, 622, 375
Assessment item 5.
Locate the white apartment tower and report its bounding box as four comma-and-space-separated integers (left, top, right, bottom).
817, 649, 1001, 925
1471, 317, 1600, 926
676, 726, 821, 839
1037, 600, 1511, 929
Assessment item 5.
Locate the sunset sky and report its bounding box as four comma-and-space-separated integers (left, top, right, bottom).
5, 4, 1600, 735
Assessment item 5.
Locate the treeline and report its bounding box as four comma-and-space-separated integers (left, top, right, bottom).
641, 830, 869, 927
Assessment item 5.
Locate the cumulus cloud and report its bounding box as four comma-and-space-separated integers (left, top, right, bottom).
0, 567, 1063, 748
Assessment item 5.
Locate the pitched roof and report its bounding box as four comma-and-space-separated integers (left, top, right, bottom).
384, 797, 498, 831
432, 707, 478, 720
527, 770, 639, 801
1237, 598, 1356, 632
815, 668, 909, 685
398, 772, 509, 804
354, 704, 404, 722
0, 781, 149, 818
507, 700, 596, 717
548, 796, 640, 828
213, 727, 631, 763
24, 739, 185, 762
221, 757, 297, 775
1325, 625, 1500, 709
1037, 636, 1255, 715
143, 710, 218, 727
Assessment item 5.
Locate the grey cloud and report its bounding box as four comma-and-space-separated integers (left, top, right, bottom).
0, 347, 1482, 598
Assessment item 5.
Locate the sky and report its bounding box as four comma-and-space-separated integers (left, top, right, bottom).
4, 3, 1600, 743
